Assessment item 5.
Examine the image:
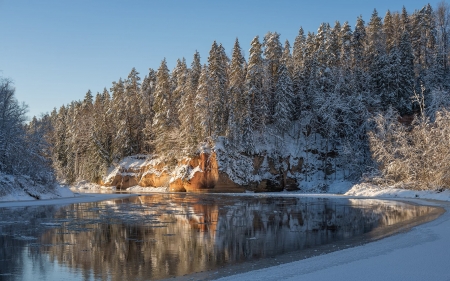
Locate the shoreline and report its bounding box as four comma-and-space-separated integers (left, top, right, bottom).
0, 192, 140, 208
0, 190, 448, 280
169, 197, 446, 281
213, 198, 450, 281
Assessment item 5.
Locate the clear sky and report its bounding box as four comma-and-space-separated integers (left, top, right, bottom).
0, 0, 443, 119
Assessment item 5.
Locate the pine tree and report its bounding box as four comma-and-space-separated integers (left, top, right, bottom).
292, 27, 306, 120
281, 39, 294, 76
228, 38, 247, 147
263, 32, 283, 120
51, 105, 68, 180
124, 67, 142, 154
207, 41, 229, 137
195, 65, 213, 140
352, 16, 367, 69
423, 4, 437, 69
315, 23, 331, 67
273, 63, 294, 134
90, 91, 114, 180
397, 31, 414, 114
339, 21, 353, 75
327, 21, 341, 68
366, 9, 385, 65
384, 10, 396, 53
245, 36, 268, 133
171, 58, 187, 128
110, 78, 126, 159
401, 6, 411, 33
152, 59, 177, 157
292, 27, 306, 70
140, 69, 156, 153
179, 51, 202, 155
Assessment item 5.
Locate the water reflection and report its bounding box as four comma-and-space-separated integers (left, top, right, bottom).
0, 194, 440, 280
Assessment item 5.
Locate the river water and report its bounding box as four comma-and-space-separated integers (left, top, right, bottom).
0, 194, 441, 280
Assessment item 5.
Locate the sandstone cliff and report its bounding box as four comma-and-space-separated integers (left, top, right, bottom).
101, 152, 302, 193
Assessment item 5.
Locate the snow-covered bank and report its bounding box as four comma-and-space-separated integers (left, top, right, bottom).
0, 173, 75, 202
215, 187, 450, 281
0, 192, 138, 208
70, 180, 169, 193
345, 182, 450, 201
0, 185, 74, 202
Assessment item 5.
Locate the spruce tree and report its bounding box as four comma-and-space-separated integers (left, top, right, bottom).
263, 32, 283, 120
281, 39, 294, 76
179, 51, 202, 155
228, 38, 247, 147
397, 31, 414, 114
292, 28, 306, 120
245, 36, 267, 133
273, 63, 294, 135
339, 21, 353, 70
207, 41, 229, 137
352, 16, 367, 69
152, 59, 176, 157
140, 69, 156, 153
384, 10, 396, 53
195, 65, 213, 140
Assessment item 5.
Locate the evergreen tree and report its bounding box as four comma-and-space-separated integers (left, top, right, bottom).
263, 32, 283, 119
397, 31, 414, 114
171, 58, 187, 127
195, 65, 213, 139
140, 69, 156, 153
207, 41, 229, 136
245, 36, 267, 133
292, 27, 306, 120
327, 21, 341, 68
352, 16, 367, 69
384, 10, 396, 53
228, 38, 247, 147
152, 59, 176, 157
339, 21, 353, 81
366, 9, 385, 64
273, 63, 294, 134
281, 39, 294, 76
401, 6, 411, 33
292, 27, 306, 70
179, 51, 202, 154
124, 67, 142, 154
110, 78, 126, 159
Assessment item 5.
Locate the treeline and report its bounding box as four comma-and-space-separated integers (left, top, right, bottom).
0, 78, 54, 184
42, 3, 450, 184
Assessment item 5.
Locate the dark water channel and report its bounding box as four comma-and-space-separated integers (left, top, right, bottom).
0, 194, 441, 280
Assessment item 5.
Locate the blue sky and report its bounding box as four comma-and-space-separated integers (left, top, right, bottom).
0, 0, 442, 119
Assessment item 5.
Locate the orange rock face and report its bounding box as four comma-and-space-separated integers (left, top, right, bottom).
101, 152, 299, 192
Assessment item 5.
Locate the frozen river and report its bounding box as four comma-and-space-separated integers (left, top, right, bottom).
0, 193, 441, 280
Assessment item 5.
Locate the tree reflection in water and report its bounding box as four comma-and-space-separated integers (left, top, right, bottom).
0, 194, 440, 280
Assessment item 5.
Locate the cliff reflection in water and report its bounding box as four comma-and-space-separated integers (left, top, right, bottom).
0, 194, 438, 280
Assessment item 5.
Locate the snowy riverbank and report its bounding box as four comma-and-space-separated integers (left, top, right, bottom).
0, 173, 75, 202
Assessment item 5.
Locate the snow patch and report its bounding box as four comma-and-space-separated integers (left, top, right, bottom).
0, 173, 74, 202
126, 186, 168, 192
345, 183, 450, 201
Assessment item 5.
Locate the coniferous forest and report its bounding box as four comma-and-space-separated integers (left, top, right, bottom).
3, 3, 450, 191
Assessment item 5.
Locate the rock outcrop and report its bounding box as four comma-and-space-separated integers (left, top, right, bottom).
101, 152, 302, 193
